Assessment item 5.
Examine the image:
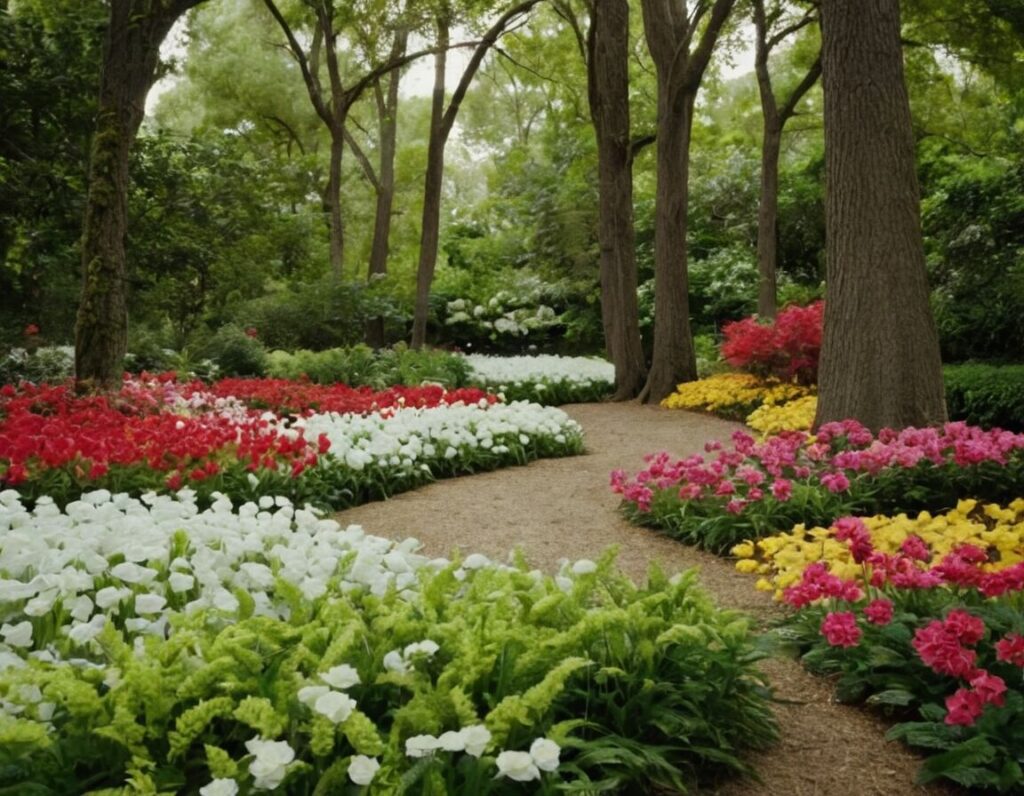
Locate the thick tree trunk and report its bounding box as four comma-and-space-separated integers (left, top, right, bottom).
590, 0, 646, 399
326, 126, 345, 282
815, 0, 946, 431
756, 123, 781, 319
643, 87, 699, 401
411, 20, 449, 350
366, 30, 408, 349
75, 1, 188, 389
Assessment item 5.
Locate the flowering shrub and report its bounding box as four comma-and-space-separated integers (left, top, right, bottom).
464, 354, 614, 405
732, 504, 1024, 790
1, 380, 583, 508
721, 301, 823, 384
612, 421, 1024, 553
745, 395, 817, 438
0, 491, 776, 793
731, 499, 1024, 599
660, 373, 812, 420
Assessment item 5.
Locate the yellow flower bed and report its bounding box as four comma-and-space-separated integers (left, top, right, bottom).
731, 499, 1024, 599
746, 395, 818, 437
661, 373, 812, 415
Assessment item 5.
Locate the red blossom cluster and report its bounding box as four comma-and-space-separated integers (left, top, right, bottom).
721, 301, 823, 384
0, 380, 322, 488
204, 378, 495, 416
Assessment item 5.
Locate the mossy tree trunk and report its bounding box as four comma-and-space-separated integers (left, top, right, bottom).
75, 0, 206, 390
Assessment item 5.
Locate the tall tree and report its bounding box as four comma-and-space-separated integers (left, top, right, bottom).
261, 0, 434, 281
555, 0, 646, 398
75, 0, 207, 389
751, 0, 820, 319
343, 23, 410, 347
814, 0, 946, 431
409, 0, 544, 349
638, 0, 735, 402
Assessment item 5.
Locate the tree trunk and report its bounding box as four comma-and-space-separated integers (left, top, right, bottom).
411, 19, 449, 350
589, 0, 646, 399
75, 0, 194, 389
815, 0, 946, 432
326, 125, 345, 281
366, 30, 408, 349
643, 86, 699, 401
639, 0, 735, 403
756, 123, 781, 319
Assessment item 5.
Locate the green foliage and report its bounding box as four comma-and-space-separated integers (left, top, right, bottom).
944, 364, 1024, 431
201, 325, 267, 377
0, 346, 74, 385
924, 162, 1024, 363
0, 557, 776, 794
232, 280, 402, 352
266, 345, 470, 388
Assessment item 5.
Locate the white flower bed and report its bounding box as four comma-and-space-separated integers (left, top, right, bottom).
290, 399, 582, 475
463, 355, 614, 404
465, 354, 613, 386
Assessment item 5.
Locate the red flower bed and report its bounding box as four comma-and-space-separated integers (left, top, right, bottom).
205, 378, 495, 416
0, 381, 318, 489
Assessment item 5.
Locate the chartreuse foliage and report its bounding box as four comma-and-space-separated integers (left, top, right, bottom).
0, 550, 776, 793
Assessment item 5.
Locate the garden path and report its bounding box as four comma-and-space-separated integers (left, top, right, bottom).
336, 403, 958, 795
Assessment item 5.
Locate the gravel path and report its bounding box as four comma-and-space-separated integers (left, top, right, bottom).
336, 403, 958, 795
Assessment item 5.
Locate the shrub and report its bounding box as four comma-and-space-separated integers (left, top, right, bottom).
612, 421, 1024, 553
0, 346, 73, 384
734, 502, 1024, 790
746, 395, 818, 438
265, 346, 470, 389
202, 324, 267, 377
944, 364, 1024, 431
0, 493, 777, 794
721, 302, 823, 384
660, 373, 812, 420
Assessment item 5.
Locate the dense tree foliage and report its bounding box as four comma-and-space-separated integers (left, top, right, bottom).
1, 0, 1020, 388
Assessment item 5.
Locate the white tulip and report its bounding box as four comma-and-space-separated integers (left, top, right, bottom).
347, 755, 380, 786
313, 690, 356, 724
320, 664, 360, 689
530, 738, 561, 772
495, 750, 540, 782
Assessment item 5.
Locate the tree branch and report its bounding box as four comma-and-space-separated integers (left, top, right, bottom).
343, 127, 380, 190
261, 0, 332, 127
778, 53, 821, 123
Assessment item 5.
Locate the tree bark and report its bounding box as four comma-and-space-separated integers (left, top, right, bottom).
815, 0, 947, 432
411, 18, 449, 350
639, 0, 736, 403
756, 122, 781, 319
326, 125, 345, 281
75, 0, 203, 389
365, 29, 408, 349
589, 0, 647, 400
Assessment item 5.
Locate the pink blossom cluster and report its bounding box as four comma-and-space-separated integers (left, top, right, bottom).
611, 421, 1024, 517
911, 611, 1015, 727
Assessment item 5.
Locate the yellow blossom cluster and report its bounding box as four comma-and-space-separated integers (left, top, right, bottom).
746, 395, 818, 438
661, 373, 812, 415
731, 498, 1024, 599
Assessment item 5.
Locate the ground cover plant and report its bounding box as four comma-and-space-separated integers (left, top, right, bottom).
611, 421, 1024, 553
732, 500, 1024, 790
462, 355, 614, 405
0, 491, 777, 794
0, 378, 582, 509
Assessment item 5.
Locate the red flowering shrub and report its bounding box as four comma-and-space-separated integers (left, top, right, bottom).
721, 301, 823, 384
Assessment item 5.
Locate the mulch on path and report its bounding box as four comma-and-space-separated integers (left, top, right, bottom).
336, 403, 959, 795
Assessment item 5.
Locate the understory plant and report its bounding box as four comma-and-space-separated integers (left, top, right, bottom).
0, 492, 777, 794
733, 503, 1024, 790
612, 422, 1024, 553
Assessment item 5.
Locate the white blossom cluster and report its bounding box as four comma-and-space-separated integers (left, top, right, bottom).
291, 399, 581, 472
465, 354, 614, 390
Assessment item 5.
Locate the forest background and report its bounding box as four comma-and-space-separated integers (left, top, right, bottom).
1, 0, 1021, 372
